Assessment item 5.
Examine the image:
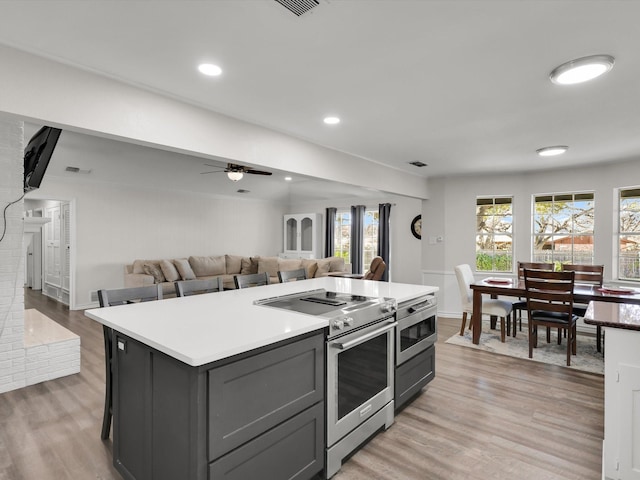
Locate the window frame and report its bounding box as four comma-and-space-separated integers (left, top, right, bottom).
531, 191, 595, 267
475, 196, 514, 273
617, 186, 640, 282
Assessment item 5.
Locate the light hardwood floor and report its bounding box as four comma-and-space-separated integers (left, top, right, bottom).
0, 289, 603, 479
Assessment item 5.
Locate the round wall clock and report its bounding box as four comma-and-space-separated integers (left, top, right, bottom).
410, 215, 422, 239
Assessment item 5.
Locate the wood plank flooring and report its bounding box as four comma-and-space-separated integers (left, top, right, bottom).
0, 289, 603, 479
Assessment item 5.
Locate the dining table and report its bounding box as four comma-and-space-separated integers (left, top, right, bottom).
470, 277, 640, 345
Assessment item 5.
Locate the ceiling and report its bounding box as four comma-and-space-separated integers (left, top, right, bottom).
4, 1, 640, 187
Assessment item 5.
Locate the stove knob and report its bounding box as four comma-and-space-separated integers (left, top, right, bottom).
344, 317, 354, 327
381, 301, 396, 313
332, 319, 345, 330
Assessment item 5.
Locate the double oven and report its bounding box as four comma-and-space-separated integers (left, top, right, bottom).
395, 294, 437, 409
256, 288, 436, 479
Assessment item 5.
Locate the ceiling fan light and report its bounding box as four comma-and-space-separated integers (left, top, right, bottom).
227, 171, 244, 181
550, 55, 614, 85
536, 145, 568, 157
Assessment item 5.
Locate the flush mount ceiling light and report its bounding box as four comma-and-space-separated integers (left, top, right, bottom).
323, 116, 340, 125
549, 55, 615, 85
227, 171, 244, 181
536, 145, 569, 157
198, 63, 222, 76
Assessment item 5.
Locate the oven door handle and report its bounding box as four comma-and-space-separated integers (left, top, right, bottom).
332, 321, 398, 350
408, 302, 434, 314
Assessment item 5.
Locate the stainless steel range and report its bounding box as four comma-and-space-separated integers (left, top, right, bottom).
256, 289, 397, 479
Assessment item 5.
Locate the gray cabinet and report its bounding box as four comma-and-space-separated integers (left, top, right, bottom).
395, 345, 435, 409
112, 331, 325, 480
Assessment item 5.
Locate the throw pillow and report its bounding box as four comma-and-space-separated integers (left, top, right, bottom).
225, 255, 244, 275
132, 259, 147, 274
258, 257, 279, 278
160, 259, 180, 282
241, 256, 260, 275
315, 258, 331, 277
143, 263, 166, 284
174, 258, 196, 280
189, 255, 226, 277
301, 259, 318, 279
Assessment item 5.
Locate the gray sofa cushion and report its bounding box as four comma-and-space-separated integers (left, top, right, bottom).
143, 263, 166, 283
189, 255, 226, 277
240, 256, 259, 275
258, 257, 279, 278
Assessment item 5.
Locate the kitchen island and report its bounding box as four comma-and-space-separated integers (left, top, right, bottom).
85, 277, 437, 480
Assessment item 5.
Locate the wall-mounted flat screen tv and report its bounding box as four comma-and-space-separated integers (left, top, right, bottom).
24, 126, 62, 193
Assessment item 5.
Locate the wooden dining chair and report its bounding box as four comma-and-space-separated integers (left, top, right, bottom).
511, 262, 554, 335
97, 284, 163, 440
234, 272, 269, 289
175, 277, 224, 296
561, 264, 605, 352
454, 264, 513, 342
277, 268, 307, 283
524, 269, 578, 366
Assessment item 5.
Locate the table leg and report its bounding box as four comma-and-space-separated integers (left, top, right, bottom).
472, 289, 482, 344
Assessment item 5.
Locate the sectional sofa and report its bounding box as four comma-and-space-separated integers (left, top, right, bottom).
124, 254, 350, 295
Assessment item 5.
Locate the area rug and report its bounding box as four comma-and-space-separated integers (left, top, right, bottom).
445, 324, 604, 375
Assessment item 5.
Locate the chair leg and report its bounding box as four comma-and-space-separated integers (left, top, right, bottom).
546, 326, 551, 344
557, 327, 562, 345
460, 312, 468, 336
500, 316, 505, 343
528, 322, 534, 358
596, 325, 602, 353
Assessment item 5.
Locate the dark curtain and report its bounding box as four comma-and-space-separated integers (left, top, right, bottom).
350, 205, 365, 274
378, 203, 392, 281
324, 207, 336, 258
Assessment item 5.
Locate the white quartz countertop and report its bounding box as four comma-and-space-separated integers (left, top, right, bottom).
84, 277, 438, 367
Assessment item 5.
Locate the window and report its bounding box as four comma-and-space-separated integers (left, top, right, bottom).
618, 188, 640, 281
334, 211, 351, 263
476, 197, 513, 272
532, 192, 594, 266
333, 209, 379, 272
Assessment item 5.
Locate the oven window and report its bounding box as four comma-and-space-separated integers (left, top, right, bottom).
337, 333, 389, 420
400, 316, 435, 352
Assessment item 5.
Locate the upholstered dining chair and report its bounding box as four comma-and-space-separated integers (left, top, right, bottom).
511, 261, 554, 335
363, 257, 386, 281
454, 264, 513, 342
524, 269, 578, 366
97, 284, 163, 440
234, 272, 269, 289
277, 268, 307, 283
561, 264, 605, 352
175, 277, 224, 296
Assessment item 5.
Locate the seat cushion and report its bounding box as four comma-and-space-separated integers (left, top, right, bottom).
189, 255, 226, 277
225, 255, 244, 275
530, 311, 579, 325
481, 298, 513, 317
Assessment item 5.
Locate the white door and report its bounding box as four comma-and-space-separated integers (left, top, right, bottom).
62, 202, 70, 292
619, 363, 640, 479
45, 205, 61, 288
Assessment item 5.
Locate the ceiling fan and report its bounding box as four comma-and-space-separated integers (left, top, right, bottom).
200, 162, 273, 182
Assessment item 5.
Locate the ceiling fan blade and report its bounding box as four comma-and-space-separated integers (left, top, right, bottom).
245, 169, 273, 176
200, 171, 223, 175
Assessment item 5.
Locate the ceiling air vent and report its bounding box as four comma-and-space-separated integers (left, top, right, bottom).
409, 161, 428, 168
65, 166, 92, 174
237, 189, 251, 194
274, 0, 320, 16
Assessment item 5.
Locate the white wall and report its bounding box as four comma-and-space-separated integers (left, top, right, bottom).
289, 194, 423, 284
423, 158, 640, 316
31, 178, 285, 309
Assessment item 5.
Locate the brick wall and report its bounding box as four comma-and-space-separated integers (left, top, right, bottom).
0, 116, 27, 393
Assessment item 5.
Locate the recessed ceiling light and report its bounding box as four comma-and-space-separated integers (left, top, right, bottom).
323, 116, 340, 125
284, 176, 292, 181
536, 145, 569, 157
550, 55, 614, 85
198, 63, 222, 76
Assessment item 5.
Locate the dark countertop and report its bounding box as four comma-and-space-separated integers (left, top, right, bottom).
584, 301, 640, 330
